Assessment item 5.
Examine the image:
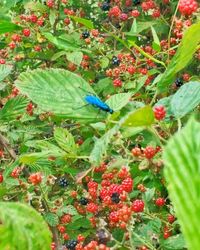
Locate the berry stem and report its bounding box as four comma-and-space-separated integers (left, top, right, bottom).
0, 133, 17, 160
167, 0, 181, 63
177, 118, 182, 131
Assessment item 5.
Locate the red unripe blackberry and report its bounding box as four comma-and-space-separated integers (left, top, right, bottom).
143, 146, 156, 159
154, 105, 166, 120
23, 28, 31, 37
0, 174, 3, 183
178, 0, 198, 15
132, 199, 145, 212
155, 197, 165, 207
121, 177, 133, 192
167, 214, 176, 223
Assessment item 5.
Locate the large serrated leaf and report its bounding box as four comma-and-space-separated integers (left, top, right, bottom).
157, 22, 200, 92
15, 69, 105, 122
0, 96, 28, 122
0, 64, 12, 82
0, 202, 51, 250
170, 81, 200, 118
164, 118, 200, 250
54, 127, 77, 154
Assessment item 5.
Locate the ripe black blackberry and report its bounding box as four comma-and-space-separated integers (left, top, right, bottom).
96, 229, 110, 244
132, 0, 141, 5
101, 1, 110, 11
79, 197, 89, 205
175, 78, 183, 87
112, 56, 120, 66
58, 177, 69, 188
65, 239, 78, 250
82, 30, 90, 39
111, 192, 120, 204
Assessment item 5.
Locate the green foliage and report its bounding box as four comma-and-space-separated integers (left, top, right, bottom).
90, 122, 121, 165
105, 93, 131, 111
24, 1, 48, 12
0, 1, 200, 249
155, 81, 200, 120
44, 212, 59, 227
54, 127, 77, 155
67, 51, 83, 66
0, 64, 12, 82
161, 234, 186, 250
164, 118, 200, 250
170, 81, 200, 118
0, 202, 51, 250
70, 16, 94, 29
122, 106, 155, 127
0, 20, 21, 34
43, 32, 79, 51
157, 22, 200, 92
0, 96, 29, 122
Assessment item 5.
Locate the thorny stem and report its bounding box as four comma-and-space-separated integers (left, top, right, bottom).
128, 218, 136, 250
150, 90, 158, 106
177, 118, 182, 132
149, 127, 167, 144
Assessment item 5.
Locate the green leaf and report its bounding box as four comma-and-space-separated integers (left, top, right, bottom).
15, 69, 105, 122
54, 127, 77, 154
170, 81, 200, 118
49, 9, 57, 27
51, 51, 67, 61
151, 26, 160, 52
0, 64, 12, 82
0, 202, 51, 250
44, 212, 59, 227
0, 96, 29, 122
70, 16, 94, 29
19, 141, 67, 164
161, 234, 186, 250
90, 123, 121, 165
57, 205, 78, 217
24, 1, 48, 12
125, 21, 157, 36
43, 32, 79, 51
67, 51, 83, 66
122, 106, 155, 127
69, 217, 92, 230
112, 228, 124, 242
99, 57, 109, 69
164, 118, 200, 250
157, 22, 200, 92
105, 93, 131, 111
0, 20, 21, 34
